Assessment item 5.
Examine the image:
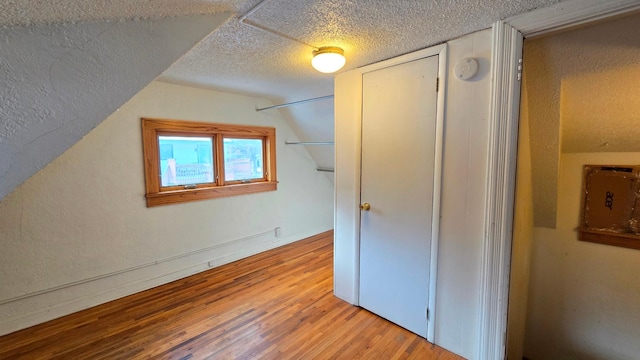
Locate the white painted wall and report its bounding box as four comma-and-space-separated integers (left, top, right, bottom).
334, 29, 493, 359
0, 13, 231, 201
0, 81, 334, 336
334, 69, 363, 304
523, 152, 640, 360
278, 99, 335, 183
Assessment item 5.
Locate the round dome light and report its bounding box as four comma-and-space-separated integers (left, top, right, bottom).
311, 46, 346, 73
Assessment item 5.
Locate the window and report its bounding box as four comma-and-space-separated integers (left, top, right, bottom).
141, 118, 277, 207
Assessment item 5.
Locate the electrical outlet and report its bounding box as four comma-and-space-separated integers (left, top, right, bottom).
275, 227, 281, 237
208, 260, 216, 267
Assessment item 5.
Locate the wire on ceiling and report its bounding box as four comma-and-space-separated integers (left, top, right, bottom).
238, 0, 318, 49
256, 95, 334, 111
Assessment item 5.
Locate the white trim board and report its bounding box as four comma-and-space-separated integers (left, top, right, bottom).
478, 21, 523, 360
360, 44, 447, 344
357, 44, 446, 73
479, 1, 640, 359
358, 44, 447, 343
507, 0, 640, 38
430, 45, 448, 344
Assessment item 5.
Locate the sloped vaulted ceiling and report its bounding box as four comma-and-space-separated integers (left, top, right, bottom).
0, 0, 561, 200
0, 13, 232, 200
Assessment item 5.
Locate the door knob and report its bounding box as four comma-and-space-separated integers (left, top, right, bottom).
360, 202, 371, 211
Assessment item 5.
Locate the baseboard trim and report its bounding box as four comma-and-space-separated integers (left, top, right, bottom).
0, 227, 332, 336
0, 228, 278, 306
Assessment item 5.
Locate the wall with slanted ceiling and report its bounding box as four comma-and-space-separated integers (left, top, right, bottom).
0, 81, 334, 336
520, 14, 640, 359
0, 14, 231, 202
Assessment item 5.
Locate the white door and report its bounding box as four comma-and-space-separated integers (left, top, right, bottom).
359, 55, 440, 337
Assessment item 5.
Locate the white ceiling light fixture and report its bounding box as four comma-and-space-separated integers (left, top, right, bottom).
239, 0, 346, 74
311, 46, 346, 73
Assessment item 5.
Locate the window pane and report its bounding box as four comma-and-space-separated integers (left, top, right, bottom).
158, 136, 214, 187
223, 138, 264, 181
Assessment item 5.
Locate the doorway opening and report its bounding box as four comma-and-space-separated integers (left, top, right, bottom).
507, 11, 640, 360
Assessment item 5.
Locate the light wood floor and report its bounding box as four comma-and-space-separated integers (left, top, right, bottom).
0, 231, 463, 359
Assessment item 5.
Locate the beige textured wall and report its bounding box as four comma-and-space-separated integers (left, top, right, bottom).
506, 80, 534, 360
560, 65, 640, 152
524, 152, 640, 360
0, 81, 334, 336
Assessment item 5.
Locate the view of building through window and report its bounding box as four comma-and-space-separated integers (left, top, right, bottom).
159, 136, 214, 187
158, 136, 264, 187
223, 138, 264, 181
143, 118, 276, 206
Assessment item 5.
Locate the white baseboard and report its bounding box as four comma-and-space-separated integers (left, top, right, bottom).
0, 226, 331, 336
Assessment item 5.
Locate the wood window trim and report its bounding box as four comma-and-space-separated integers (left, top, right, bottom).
142, 118, 277, 207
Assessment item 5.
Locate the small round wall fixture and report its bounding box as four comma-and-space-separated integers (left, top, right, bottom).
311, 46, 346, 73
454, 57, 479, 80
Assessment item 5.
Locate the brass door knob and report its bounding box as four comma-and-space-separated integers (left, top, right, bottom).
360, 202, 371, 211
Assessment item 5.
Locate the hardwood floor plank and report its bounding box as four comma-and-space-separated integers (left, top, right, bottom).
0, 230, 463, 359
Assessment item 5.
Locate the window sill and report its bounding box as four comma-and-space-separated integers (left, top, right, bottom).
145, 181, 277, 207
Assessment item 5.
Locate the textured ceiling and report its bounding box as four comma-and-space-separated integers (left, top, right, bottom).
0, 14, 233, 201
1, 0, 562, 103
160, 0, 561, 101
0, 1, 248, 26
522, 11, 640, 228
1, 0, 563, 198
526, 11, 640, 154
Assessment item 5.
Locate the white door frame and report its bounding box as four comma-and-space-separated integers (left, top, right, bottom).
479, 1, 640, 359
346, 44, 448, 343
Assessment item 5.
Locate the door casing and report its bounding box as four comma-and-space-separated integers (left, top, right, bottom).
359, 54, 440, 338
482, 1, 640, 359
343, 44, 448, 343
